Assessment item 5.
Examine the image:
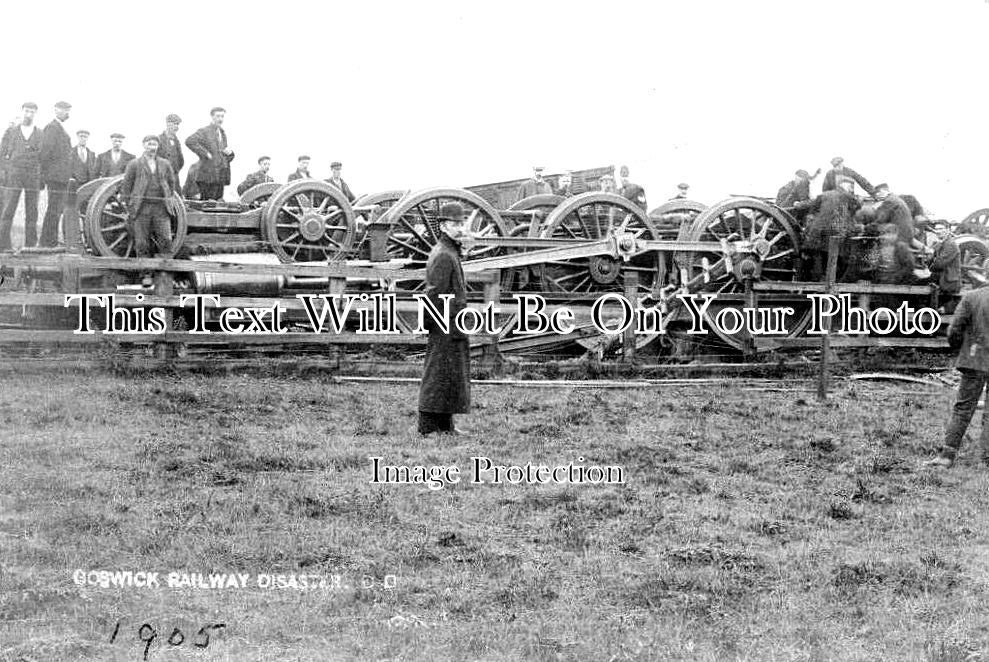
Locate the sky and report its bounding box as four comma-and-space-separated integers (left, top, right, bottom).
2, 0, 986, 218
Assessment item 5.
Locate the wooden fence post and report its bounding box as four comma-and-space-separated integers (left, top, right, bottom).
480, 271, 503, 375
817, 237, 841, 401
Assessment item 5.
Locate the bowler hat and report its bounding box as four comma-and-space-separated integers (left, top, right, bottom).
166, 113, 182, 123
54, 101, 71, 110
438, 202, 465, 222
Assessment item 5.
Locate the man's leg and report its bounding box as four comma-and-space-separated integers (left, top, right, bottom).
23, 183, 39, 248
149, 205, 173, 256
132, 208, 150, 258
63, 180, 83, 250
0, 187, 21, 251
40, 181, 68, 247
418, 411, 444, 435
942, 369, 989, 462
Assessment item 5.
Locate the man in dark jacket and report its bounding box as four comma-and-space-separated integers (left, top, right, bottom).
183, 162, 201, 200
926, 221, 961, 313
775, 168, 820, 208
418, 201, 471, 436
618, 165, 647, 210
39, 101, 75, 247
287, 156, 311, 182
65, 129, 96, 250
121, 135, 180, 268
803, 177, 862, 280
185, 107, 234, 200
555, 170, 575, 197
822, 156, 875, 197
158, 114, 184, 178
872, 183, 915, 245
94, 133, 135, 178
928, 285, 989, 467
0, 102, 43, 249
325, 161, 355, 203
237, 156, 274, 195
516, 166, 553, 201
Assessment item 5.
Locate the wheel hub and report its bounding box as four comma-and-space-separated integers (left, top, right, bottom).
588, 256, 621, 285
299, 212, 325, 241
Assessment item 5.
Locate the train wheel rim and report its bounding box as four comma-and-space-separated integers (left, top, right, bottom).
84, 176, 187, 259
261, 180, 356, 263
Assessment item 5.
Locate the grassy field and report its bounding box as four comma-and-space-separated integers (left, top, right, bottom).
1, 367, 988, 661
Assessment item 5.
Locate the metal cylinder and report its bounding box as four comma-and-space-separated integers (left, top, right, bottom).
189, 253, 286, 296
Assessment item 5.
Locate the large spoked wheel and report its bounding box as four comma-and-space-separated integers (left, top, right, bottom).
239, 182, 280, 209
381, 187, 511, 290
957, 235, 989, 289
675, 197, 805, 350
76, 177, 114, 252
261, 180, 357, 263
648, 199, 707, 238
537, 192, 660, 298
960, 208, 989, 232
84, 176, 188, 258
508, 194, 564, 237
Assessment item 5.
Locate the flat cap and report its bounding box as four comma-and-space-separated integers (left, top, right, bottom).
166, 113, 182, 123
677, 182, 690, 189
438, 201, 465, 221
619, 165, 630, 177
532, 166, 545, 171
76, 129, 89, 136
830, 156, 844, 166
142, 134, 160, 143
795, 169, 810, 179
210, 106, 226, 115
22, 102, 37, 110
258, 155, 271, 163
873, 182, 890, 191
54, 101, 71, 110
298, 155, 310, 161
330, 161, 342, 169
110, 132, 125, 139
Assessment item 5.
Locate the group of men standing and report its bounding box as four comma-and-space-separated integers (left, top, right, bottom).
514, 165, 690, 212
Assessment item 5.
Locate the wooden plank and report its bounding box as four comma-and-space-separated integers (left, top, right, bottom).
0, 329, 430, 346
754, 336, 947, 350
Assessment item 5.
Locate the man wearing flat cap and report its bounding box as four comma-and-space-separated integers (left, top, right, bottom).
618, 165, 647, 210
516, 166, 553, 202
237, 156, 275, 196
185, 107, 234, 200
121, 135, 180, 278
822, 156, 875, 197
871, 182, 916, 245
671, 183, 691, 200
158, 114, 184, 178
287, 156, 311, 182
325, 161, 355, 203
418, 201, 472, 436
39, 101, 75, 247
66, 129, 96, 248
775, 168, 820, 226
0, 102, 43, 249
94, 133, 135, 179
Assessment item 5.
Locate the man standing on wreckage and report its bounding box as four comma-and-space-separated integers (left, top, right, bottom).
418, 202, 472, 437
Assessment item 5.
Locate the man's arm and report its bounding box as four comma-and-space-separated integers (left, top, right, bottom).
184, 129, 209, 160
423, 253, 465, 338
930, 240, 960, 270
39, 123, 56, 179
163, 161, 180, 195
948, 294, 972, 351
844, 167, 875, 197
120, 160, 136, 202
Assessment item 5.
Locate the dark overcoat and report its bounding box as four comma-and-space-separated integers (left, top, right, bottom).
236, 170, 275, 196
822, 166, 875, 196
949, 287, 989, 371
874, 194, 915, 244
804, 189, 861, 252
621, 182, 647, 210
326, 177, 355, 203
185, 124, 233, 185
418, 234, 470, 414
94, 150, 135, 178
39, 119, 73, 183
70, 146, 96, 184
157, 131, 185, 176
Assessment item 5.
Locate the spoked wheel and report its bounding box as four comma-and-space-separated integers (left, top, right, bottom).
380, 187, 511, 290
261, 180, 357, 263
959, 208, 989, 233
508, 194, 564, 238
239, 182, 280, 209
84, 175, 188, 258
76, 177, 114, 252
648, 199, 707, 238
674, 197, 805, 351
537, 192, 660, 298
956, 235, 989, 289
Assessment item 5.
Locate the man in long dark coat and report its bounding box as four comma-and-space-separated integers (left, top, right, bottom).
418, 201, 471, 435
39, 101, 74, 247
185, 106, 234, 200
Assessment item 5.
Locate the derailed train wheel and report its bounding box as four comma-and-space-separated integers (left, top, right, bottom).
956, 234, 989, 288
76, 177, 114, 252
674, 197, 807, 351
379, 187, 512, 291
239, 182, 281, 209
261, 180, 357, 263
85, 176, 188, 258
